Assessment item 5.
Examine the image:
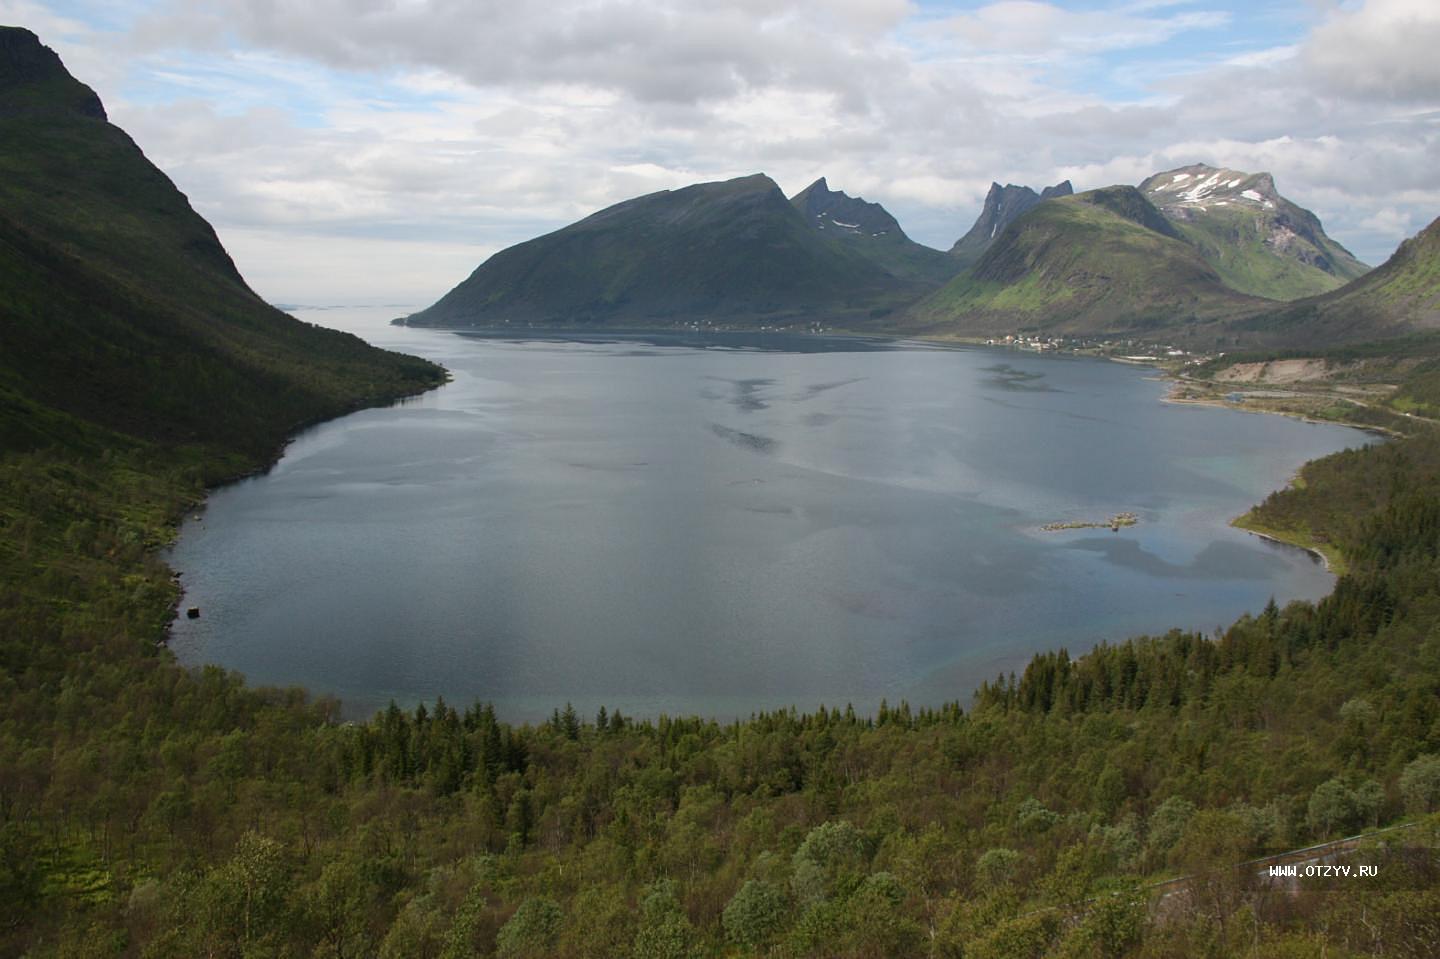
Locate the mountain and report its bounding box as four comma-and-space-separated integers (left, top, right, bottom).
1227, 215, 1440, 345
403, 174, 920, 329
949, 180, 1073, 269
1139, 164, 1368, 300
0, 26, 442, 459
907, 186, 1268, 339
788, 177, 956, 284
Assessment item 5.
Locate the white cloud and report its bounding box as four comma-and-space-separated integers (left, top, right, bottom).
1360, 206, 1416, 239
10, 0, 1438, 299
1304, 0, 1440, 102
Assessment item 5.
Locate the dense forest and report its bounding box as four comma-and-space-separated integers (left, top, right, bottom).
4, 394, 1440, 957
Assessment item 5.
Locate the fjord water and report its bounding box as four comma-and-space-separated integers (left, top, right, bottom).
167, 308, 1368, 721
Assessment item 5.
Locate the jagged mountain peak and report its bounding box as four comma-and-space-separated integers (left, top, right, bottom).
789, 177, 904, 240
950, 178, 1073, 267
787, 177, 959, 284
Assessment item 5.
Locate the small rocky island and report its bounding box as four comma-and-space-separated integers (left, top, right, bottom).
1041, 512, 1138, 532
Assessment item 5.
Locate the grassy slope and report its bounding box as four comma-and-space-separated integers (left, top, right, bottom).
1139, 167, 1369, 302
1168, 210, 1355, 301
822, 231, 956, 288
1191, 332, 1440, 420
905, 187, 1267, 339
1175, 225, 1440, 432
1227, 217, 1440, 346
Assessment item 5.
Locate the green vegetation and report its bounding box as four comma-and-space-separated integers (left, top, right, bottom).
914, 164, 1397, 348
1137, 165, 1369, 302
0, 29, 443, 457
1227, 217, 1440, 346
1167, 210, 1352, 302
1180, 332, 1440, 430
948, 181, 1073, 272
905, 187, 1266, 340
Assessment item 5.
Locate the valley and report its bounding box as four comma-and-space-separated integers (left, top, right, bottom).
2, 20, 1439, 959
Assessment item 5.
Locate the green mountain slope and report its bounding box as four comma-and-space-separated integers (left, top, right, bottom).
906, 186, 1268, 338
0, 24, 442, 642
0, 27, 442, 459
1227, 216, 1440, 346
402, 174, 920, 329
1140, 163, 1369, 300
788, 176, 956, 285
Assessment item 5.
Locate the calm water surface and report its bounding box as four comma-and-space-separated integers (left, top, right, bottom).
167, 308, 1372, 721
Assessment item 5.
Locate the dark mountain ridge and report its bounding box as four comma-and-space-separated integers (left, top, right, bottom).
404, 173, 925, 329
0, 25, 442, 458
788, 176, 956, 284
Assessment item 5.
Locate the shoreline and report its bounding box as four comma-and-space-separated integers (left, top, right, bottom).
164, 321, 1361, 717
1160, 376, 1402, 437
160, 368, 450, 644
1232, 523, 1335, 574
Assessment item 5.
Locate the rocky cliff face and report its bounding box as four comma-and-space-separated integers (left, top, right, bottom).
790, 177, 905, 239
1139, 163, 1369, 298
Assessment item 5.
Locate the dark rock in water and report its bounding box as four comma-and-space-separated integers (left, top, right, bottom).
187, 606, 201, 619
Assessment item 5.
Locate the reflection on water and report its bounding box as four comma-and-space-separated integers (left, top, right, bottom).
166, 310, 1372, 721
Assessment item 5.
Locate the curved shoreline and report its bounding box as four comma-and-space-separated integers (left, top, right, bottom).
167, 323, 1359, 718
1232, 523, 1335, 573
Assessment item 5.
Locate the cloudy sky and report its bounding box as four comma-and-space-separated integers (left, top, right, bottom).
8, 0, 1440, 305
